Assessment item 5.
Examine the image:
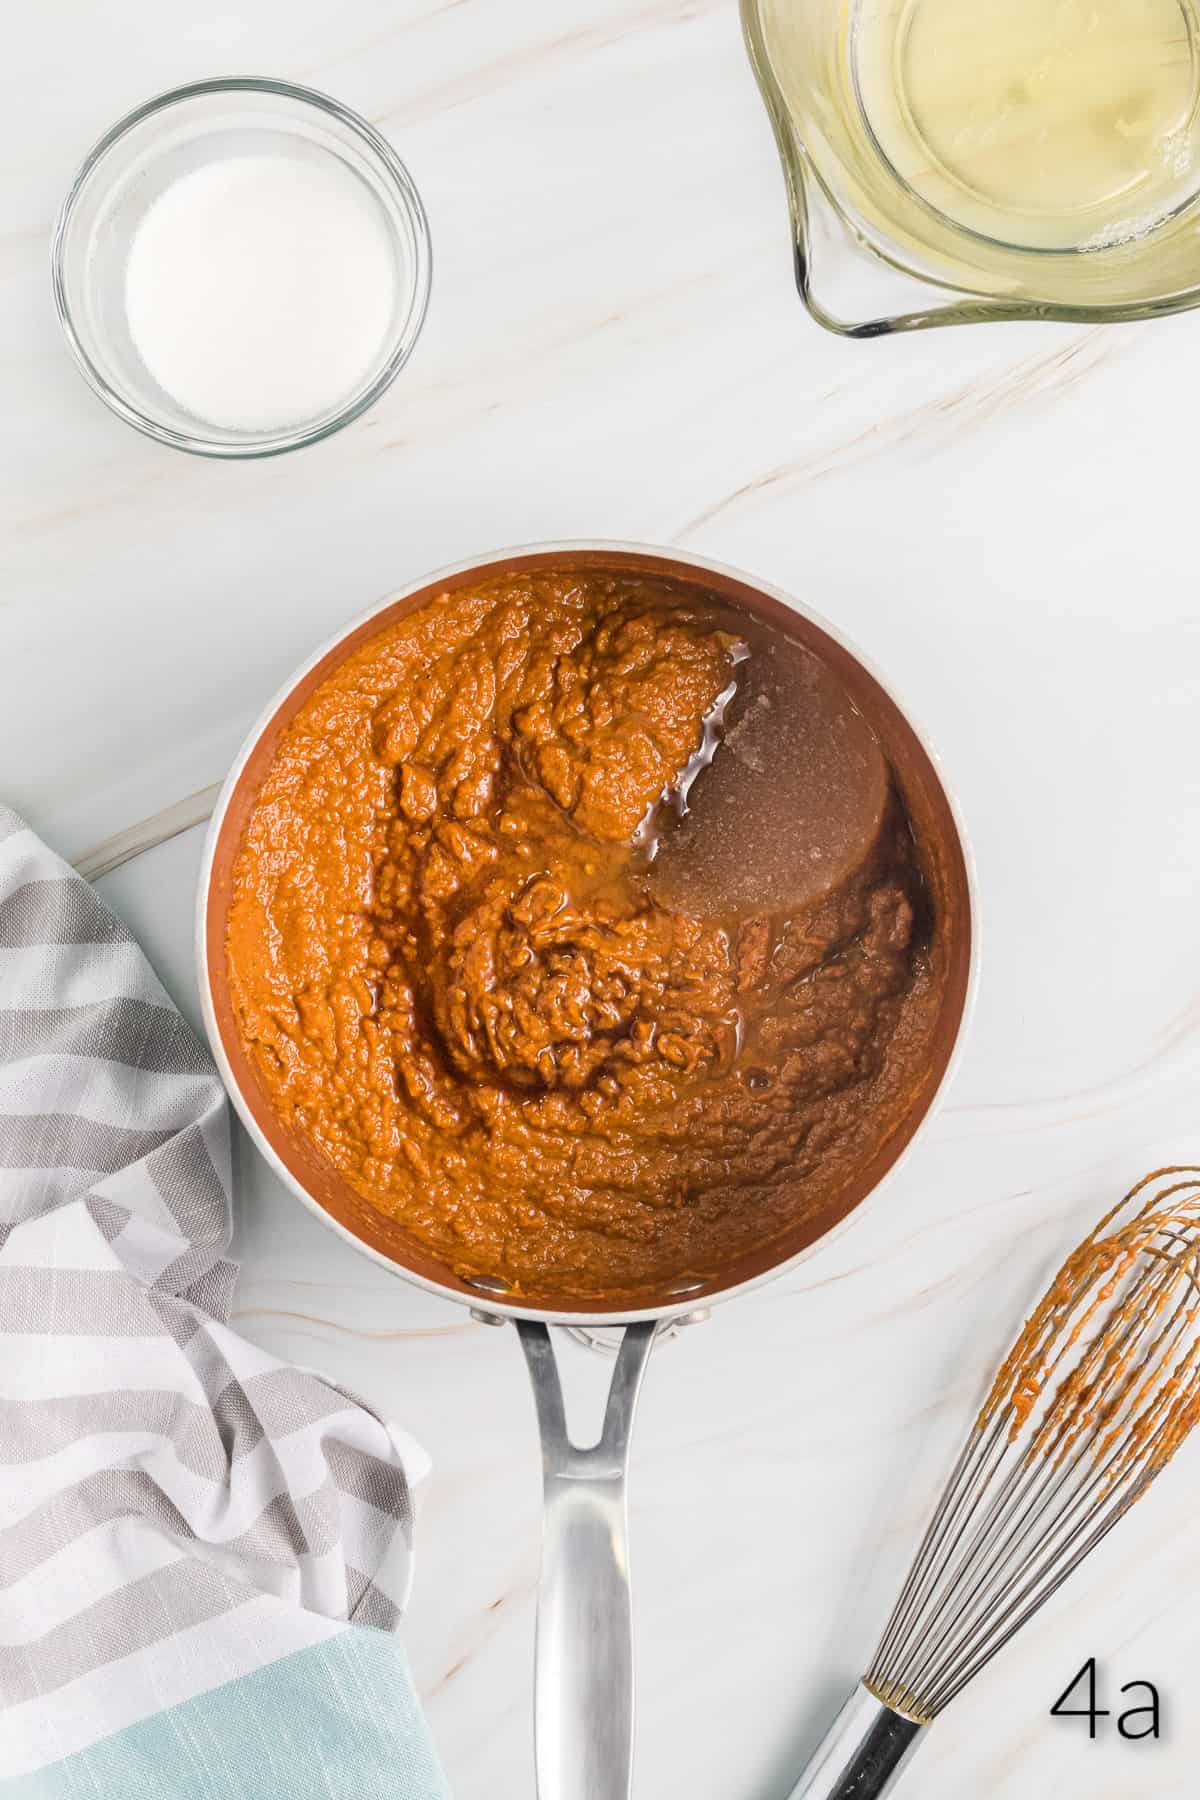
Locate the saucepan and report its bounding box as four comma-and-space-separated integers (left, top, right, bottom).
197, 542, 976, 1799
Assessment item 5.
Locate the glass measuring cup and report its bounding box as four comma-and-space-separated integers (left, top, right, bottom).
742, 0, 1200, 335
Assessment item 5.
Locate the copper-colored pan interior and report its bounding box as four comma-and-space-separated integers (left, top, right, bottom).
203, 550, 973, 1317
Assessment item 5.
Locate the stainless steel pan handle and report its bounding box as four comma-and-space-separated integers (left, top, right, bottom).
517, 1320, 658, 1800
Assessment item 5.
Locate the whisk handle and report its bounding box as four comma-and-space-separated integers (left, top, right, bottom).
785, 1685, 925, 1800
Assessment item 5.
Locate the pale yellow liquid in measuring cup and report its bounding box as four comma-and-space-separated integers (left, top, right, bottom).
850, 0, 1200, 251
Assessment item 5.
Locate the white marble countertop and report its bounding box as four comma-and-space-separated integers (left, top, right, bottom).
7, 4, 1200, 1796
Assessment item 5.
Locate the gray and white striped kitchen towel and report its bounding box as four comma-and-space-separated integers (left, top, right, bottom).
0, 806, 449, 1797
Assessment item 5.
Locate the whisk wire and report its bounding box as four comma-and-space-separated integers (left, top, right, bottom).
910, 1352, 1174, 1706
865, 1170, 1200, 1725
870, 1420, 1003, 1680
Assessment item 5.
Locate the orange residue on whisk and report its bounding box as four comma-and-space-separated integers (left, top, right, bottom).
863, 1169, 1200, 1729
977, 1168, 1200, 1496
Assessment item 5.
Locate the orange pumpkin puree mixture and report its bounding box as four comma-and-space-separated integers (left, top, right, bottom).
227, 569, 946, 1301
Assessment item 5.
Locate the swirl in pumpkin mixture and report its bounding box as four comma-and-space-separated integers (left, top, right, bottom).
227, 570, 944, 1302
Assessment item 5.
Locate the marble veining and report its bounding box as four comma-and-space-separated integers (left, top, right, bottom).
675, 328, 1128, 536
7, 3, 1200, 1796
73, 783, 221, 881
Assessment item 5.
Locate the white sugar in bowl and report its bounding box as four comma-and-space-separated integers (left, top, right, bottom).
52, 78, 432, 458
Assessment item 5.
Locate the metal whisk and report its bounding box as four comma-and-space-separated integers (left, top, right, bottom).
788, 1167, 1200, 1800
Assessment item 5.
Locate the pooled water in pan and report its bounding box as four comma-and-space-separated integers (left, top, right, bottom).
650, 631, 890, 916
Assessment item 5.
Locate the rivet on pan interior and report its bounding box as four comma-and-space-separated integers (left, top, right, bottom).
464, 1274, 511, 1329
464, 1273, 512, 1295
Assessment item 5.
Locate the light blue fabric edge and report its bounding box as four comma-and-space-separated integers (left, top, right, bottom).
0, 1628, 451, 1800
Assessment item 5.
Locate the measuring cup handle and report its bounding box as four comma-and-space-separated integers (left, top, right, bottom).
517, 1320, 658, 1800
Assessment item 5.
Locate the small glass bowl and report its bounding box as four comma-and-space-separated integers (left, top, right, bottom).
51, 78, 432, 457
